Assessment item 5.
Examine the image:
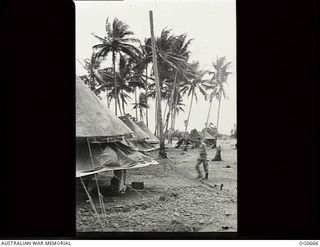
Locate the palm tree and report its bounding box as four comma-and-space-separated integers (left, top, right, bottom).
170, 92, 186, 130
94, 56, 137, 115
92, 17, 141, 116
135, 29, 190, 134
132, 92, 149, 122
205, 56, 232, 143
150, 32, 192, 138
181, 62, 208, 138
78, 53, 105, 92
165, 33, 192, 137
137, 39, 153, 126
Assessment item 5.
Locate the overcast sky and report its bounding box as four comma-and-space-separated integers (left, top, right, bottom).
75, 0, 236, 135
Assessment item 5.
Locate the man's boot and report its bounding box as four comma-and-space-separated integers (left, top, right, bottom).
204, 173, 209, 180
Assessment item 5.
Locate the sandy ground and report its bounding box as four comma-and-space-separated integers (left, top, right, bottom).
76, 143, 237, 232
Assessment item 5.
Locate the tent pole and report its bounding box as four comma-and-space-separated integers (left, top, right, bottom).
86, 138, 107, 217
149, 10, 167, 158
79, 177, 105, 231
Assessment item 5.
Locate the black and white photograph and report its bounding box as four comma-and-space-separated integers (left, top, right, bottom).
75, 0, 237, 232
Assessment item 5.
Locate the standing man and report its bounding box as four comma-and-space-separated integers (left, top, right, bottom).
195, 137, 209, 179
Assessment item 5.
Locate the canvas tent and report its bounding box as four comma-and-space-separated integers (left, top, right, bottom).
119, 115, 158, 152
201, 129, 215, 140
200, 129, 215, 145
135, 121, 160, 144
187, 129, 201, 141
76, 75, 157, 178
76, 75, 133, 138
76, 140, 157, 177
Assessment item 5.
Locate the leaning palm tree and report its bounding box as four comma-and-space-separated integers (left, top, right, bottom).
165, 34, 192, 128
158, 32, 193, 138
92, 17, 141, 116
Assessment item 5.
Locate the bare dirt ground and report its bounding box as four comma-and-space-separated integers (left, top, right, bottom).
76, 143, 237, 232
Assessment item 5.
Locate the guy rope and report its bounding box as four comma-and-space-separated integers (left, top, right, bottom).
86, 137, 107, 217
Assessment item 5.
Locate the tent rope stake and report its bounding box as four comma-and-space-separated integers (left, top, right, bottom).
86, 137, 107, 217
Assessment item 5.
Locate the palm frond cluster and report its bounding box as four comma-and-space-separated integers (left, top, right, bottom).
79, 17, 232, 137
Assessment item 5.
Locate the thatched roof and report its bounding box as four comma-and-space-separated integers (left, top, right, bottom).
135, 121, 159, 144
76, 75, 133, 137
187, 129, 201, 141
119, 116, 150, 141
201, 129, 215, 140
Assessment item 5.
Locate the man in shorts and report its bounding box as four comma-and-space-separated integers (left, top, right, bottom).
195, 137, 209, 179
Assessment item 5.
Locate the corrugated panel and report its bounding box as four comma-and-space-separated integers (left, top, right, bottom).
76, 75, 133, 137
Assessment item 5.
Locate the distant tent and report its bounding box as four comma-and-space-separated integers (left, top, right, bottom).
119, 115, 158, 152
76, 75, 132, 138
200, 129, 215, 146
76, 75, 157, 177
201, 129, 215, 140
119, 116, 150, 141
188, 129, 201, 141
135, 121, 160, 144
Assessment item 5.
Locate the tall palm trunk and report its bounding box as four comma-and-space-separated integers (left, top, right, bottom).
164, 72, 178, 136
204, 94, 214, 138
168, 73, 179, 144
117, 95, 123, 116
106, 88, 110, 108
121, 92, 126, 115
184, 88, 195, 143
215, 91, 222, 145
134, 87, 138, 120
145, 66, 149, 127
169, 79, 179, 143
154, 98, 158, 135
140, 108, 143, 122
162, 102, 168, 123
164, 98, 173, 139
112, 51, 117, 116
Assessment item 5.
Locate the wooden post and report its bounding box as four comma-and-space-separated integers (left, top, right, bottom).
149, 10, 167, 158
